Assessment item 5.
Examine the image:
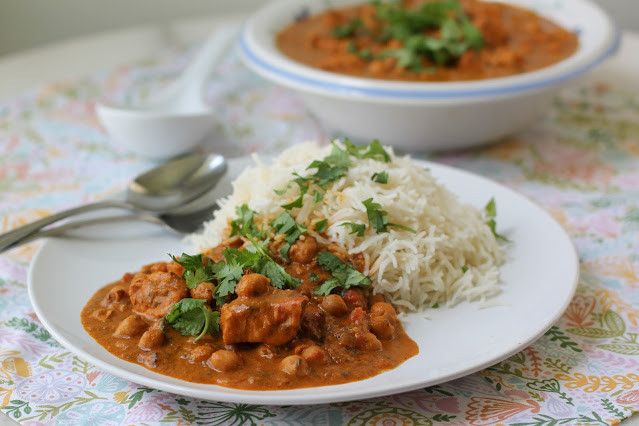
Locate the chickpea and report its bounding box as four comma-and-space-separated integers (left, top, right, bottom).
235, 273, 270, 297
209, 350, 243, 372
301, 345, 327, 365
320, 294, 348, 317
370, 302, 397, 318
288, 236, 319, 264
138, 329, 164, 351
370, 315, 396, 340
190, 345, 214, 363
190, 281, 215, 302
113, 315, 147, 339
369, 302, 398, 340
280, 355, 310, 376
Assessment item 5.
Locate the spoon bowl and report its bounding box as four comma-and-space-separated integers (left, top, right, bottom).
96, 26, 238, 158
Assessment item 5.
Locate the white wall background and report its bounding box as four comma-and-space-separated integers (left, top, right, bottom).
0, 0, 637, 58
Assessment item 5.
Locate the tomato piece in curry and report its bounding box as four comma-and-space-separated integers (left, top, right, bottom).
275, 0, 579, 81
81, 236, 418, 390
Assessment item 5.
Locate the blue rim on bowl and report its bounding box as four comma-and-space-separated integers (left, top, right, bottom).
240, 0, 620, 101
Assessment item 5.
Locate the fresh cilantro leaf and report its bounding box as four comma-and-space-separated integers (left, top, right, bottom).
484, 197, 509, 241
340, 222, 367, 237
313, 251, 371, 296
211, 257, 244, 305
169, 253, 214, 289
281, 194, 305, 210
279, 146, 350, 210
270, 211, 299, 236
484, 197, 497, 219
229, 204, 264, 238
245, 235, 301, 289
386, 222, 417, 233
309, 272, 319, 282
325, 142, 354, 168
258, 260, 300, 289
371, 171, 388, 183
362, 198, 416, 233
274, 182, 291, 196
365, 0, 484, 71
314, 276, 343, 297
333, 17, 363, 38
315, 219, 328, 233
164, 298, 220, 341
270, 211, 307, 261
362, 197, 388, 232
307, 161, 349, 189
345, 139, 391, 162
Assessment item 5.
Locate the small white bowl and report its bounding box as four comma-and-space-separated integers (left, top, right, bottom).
240, 0, 619, 151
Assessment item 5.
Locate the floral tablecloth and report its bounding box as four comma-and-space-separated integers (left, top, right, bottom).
1, 29, 639, 426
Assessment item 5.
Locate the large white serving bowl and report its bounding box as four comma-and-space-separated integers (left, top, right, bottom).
240, 0, 619, 151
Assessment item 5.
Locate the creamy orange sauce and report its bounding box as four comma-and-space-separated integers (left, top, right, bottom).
81, 238, 418, 390
276, 0, 579, 81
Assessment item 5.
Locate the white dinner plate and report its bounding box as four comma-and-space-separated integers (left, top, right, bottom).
27, 155, 579, 405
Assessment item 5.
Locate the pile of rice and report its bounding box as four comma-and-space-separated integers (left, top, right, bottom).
189, 141, 506, 312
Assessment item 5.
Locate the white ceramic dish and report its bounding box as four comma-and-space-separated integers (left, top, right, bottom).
28, 155, 579, 405
240, 0, 619, 151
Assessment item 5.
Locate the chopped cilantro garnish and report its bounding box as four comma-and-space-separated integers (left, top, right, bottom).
270, 211, 307, 261
484, 197, 509, 242
345, 139, 391, 162
313, 251, 371, 296
164, 298, 220, 341
229, 204, 265, 238
207, 238, 301, 305
371, 171, 388, 184
362, 198, 416, 234
335, 0, 484, 72
309, 272, 319, 282
210, 256, 244, 305
340, 222, 367, 237
315, 218, 328, 233
169, 253, 214, 289
277, 140, 391, 210
333, 17, 363, 38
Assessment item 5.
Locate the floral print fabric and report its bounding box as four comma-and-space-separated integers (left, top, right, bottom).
1, 34, 639, 426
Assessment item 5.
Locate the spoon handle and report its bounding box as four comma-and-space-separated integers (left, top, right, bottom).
0, 200, 135, 253
1, 214, 178, 253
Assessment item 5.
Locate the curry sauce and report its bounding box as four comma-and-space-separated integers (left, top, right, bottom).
276, 0, 579, 81
81, 237, 418, 390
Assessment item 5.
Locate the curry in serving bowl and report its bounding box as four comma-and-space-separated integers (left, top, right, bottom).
276, 0, 579, 82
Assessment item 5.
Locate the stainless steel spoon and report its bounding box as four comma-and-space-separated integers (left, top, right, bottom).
3, 207, 217, 252
0, 153, 226, 252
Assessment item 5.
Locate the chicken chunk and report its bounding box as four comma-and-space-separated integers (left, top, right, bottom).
129, 270, 187, 319
220, 287, 308, 345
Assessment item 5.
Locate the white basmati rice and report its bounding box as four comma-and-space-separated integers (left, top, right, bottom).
188, 141, 506, 312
